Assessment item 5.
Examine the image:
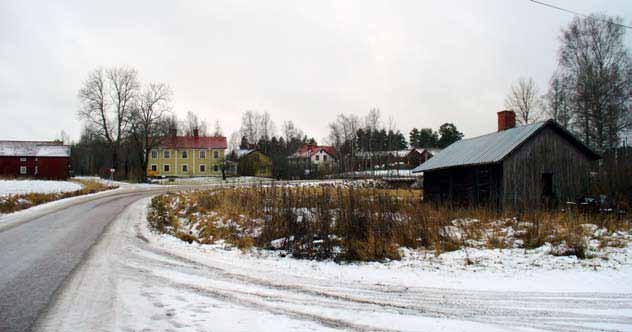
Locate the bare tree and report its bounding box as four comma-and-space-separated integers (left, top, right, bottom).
183, 110, 208, 136
282, 120, 303, 142
228, 131, 241, 152
239, 110, 276, 145
544, 73, 573, 129
327, 113, 360, 173
129, 82, 172, 181
78, 66, 139, 173
212, 119, 223, 136
504, 77, 542, 125
557, 14, 632, 151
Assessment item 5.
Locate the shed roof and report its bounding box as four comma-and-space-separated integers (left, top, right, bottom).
412, 120, 599, 173
0, 141, 70, 157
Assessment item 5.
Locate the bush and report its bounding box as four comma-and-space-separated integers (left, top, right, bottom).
147, 184, 631, 262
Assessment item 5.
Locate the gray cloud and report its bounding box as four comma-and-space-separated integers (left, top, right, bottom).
1, 0, 631, 143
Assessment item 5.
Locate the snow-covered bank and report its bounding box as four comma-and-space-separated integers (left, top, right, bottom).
37, 197, 632, 332
0, 179, 83, 196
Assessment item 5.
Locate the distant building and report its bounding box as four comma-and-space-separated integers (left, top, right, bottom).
226, 149, 273, 177
355, 148, 438, 170
0, 140, 71, 179
147, 130, 227, 178
288, 144, 337, 174
413, 111, 600, 209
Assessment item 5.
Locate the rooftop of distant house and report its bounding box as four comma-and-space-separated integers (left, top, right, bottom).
156, 130, 227, 150
290, 144, 336, 158
0, 140, 70, 157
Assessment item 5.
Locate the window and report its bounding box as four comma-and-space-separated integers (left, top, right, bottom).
163, 150, 171, 158
199, 150, 206, 159
323, 155, 327, 162
315, 155, 320, 161
151, 150, 157, 159
214, 165, 219, 172
200, 164, 206, 172
20, 166, 27, 175
164, 164, 171, 172
542, 173, 554, 197
182, 151, 188, 159
213, 150, 219, 159
20, 157, 26, 162
182, 164, 188, 172
151, 164, 157, 172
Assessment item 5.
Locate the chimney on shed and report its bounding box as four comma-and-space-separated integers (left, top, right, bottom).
497, 110, 516, 131
193, 129, 199, 137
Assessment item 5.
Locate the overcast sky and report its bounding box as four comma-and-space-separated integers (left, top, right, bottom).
2, 0, 631, 144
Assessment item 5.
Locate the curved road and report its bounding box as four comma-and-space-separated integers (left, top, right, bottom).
0, 190, 156, 332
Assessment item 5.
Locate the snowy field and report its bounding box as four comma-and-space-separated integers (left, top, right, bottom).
0, 179, 82, 196
37, 197, 632, 332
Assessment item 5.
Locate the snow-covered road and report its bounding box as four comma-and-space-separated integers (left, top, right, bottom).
36, 197, 632, 332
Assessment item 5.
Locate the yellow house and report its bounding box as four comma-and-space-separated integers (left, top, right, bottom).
147, 132, 227, 178
235, 149, 273, 177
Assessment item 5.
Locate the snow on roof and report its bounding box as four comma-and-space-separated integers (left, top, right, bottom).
0, 141, 70, 157
412, 120, 598, 173
236, 149, 255, 159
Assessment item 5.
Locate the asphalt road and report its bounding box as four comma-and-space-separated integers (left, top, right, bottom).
0, 192, 151, 332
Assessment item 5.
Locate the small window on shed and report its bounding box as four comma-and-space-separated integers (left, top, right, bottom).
542, 173, 554, 197
20, 157, 26, 162
20, 166, 27, 175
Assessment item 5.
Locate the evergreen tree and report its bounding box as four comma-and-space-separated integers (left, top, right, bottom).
437, 123, 464, 148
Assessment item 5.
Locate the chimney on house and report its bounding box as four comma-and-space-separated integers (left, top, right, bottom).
497, 110, 516, 131
193, 129, 199, 137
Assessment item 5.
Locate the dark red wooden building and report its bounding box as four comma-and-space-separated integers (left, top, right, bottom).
0, 141, 71, 179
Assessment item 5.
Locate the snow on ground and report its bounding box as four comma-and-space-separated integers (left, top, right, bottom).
37, 197, 632, 332
0, 179, 83, 196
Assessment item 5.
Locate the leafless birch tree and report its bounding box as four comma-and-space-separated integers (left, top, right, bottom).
504, 77, 542, 125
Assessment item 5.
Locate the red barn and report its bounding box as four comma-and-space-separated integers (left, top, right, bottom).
0, 141, 71, 180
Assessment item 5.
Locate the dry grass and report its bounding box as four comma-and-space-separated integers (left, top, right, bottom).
147, 184, 631, 262
0, 179, 117, 214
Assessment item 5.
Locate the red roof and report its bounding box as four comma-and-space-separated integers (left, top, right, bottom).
291, 144, 337, 158
158, 136, 227, 149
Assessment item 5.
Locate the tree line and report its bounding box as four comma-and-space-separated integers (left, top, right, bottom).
504, 14, 632, 152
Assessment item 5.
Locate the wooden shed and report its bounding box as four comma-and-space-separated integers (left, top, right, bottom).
0, 141, 71, 179
412, 111, 600, 209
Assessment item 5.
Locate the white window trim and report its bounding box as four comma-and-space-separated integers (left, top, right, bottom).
20, 166, 27, 174
163, 164, 171, 172
213, 150, 219, 159
182, 164, 189, 172
199, 150, 206, 159
199, 164, 206, 172
182, 151, 188, 159
151, 164, 158, 172
163, 150, 171, 158
151, 150, 158, 159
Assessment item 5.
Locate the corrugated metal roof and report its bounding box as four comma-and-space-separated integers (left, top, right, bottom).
412, 121, 549, 173
0, 141, 70, 157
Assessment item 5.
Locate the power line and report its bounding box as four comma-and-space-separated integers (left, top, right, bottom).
528, 0, 632, 30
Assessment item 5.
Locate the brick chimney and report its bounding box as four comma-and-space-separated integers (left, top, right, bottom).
193, 128, 199, 137
497, 110, 516, 131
